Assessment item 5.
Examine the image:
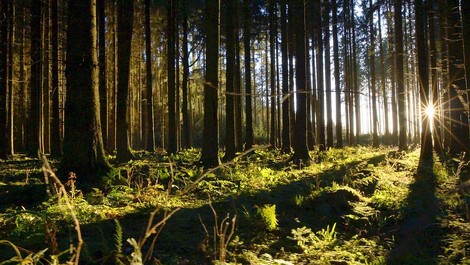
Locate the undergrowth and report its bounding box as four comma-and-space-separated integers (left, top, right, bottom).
0, 147, 468, 264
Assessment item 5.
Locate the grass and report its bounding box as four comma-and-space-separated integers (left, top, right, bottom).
0, 147, 468, 264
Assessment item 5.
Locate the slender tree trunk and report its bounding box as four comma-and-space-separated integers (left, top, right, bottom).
280, 0, 290, 152
224, 0, 236, 160
234, 13, 243, 152
416, 0, 433, 164
292, 0, 310, 163
28, 0, 42, 156
243, 0, 254, 150
201, 0, 219, 167
332, 0, 342, 148
378, 8, 389, 145
314, 0, 326, 151
394, 0, 407, 150
0, 0, 8, 159
51, 0, 61, 156
116, 0, 135, 161
167, 0, 178, 154
145, 0, 155, 151
97, 0, 108, 152
181, 4, 190, 149
324, 1, 333, 149
369, 0, 379, 147
269, 0, 277, 148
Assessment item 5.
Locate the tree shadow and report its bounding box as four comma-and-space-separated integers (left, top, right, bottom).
386, 158, 443, 264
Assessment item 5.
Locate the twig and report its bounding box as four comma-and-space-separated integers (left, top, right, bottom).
181, 145, 268, 195
41, 156, 83, 265
138, 207, 181, 248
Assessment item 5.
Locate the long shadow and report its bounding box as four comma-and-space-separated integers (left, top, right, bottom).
386, 158, 443, 264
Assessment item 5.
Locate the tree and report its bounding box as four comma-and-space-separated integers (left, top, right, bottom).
369, 0, 379, 148
61, 0, 112, 183
224, 0, 236, 161
291, 0, 310, 163
145, 0, 155, 151
201, 0, 219, 167
280, 0, 290, 152
416, 0, 433, 164
324, 0, 334, 149
167, 0, 178, 154
0, 0, 8, 159
181, 1, 190, 149
116, 0, 135, 162
269, 0, 277, 148
314, 0, 326, 151
332, 0, 343, 148
28, 0, 42, 156
51, 0, 61, 156
97, 0, 108, 152
394, 0, 407, 150
244, 0, 254, 150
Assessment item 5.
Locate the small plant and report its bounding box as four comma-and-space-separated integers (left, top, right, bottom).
199, 203, 237, 263
290, 223, 338, 254
256, 204, 278, 231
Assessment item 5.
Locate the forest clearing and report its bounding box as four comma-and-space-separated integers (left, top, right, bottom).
0, 147, 469, 264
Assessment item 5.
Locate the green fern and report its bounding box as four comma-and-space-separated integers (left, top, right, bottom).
114, 219, 123, 255
257, 204, 278, 231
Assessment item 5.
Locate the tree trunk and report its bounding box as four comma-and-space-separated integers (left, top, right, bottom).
201, 0, 219, 167
314, 0, 326, 151
97, 0, 108, 152
324, 0, 333, 149
378, 8, 389, 145
394, 0, 407, 150
116, 0, 135, 162
61, 0, 112, 184
145, 0, 155, 151
167, 0, 178, 154
51, 0, 61, 156
291, 0, 310, 163
280, 0, 290, 152
0, 0, 8, 159
181, 4, 190, 149
223, 0, 236, 160
332, 0, 342, 148
416, 0, 433, 165
369, 0, 379, 147
269, 0, 277, 148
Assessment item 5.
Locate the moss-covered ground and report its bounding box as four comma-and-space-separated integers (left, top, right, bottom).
0, 147, 469, 264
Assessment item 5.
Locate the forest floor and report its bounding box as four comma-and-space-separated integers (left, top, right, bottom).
0, 146, 469, 264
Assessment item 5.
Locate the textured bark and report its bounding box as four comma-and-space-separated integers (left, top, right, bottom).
291, 0, 310, 163
51, 0, 61, 156
145, 0, 155, 151
280, 0, 290, 152
201, 0, 219, 167
181, 5, 190, 149
369, 0, 379, 147
116, 0, 135, 162
28, 0, 42, 156
394, 0, 407, 150
61, 0, 111, 183
244, 0, 254, 150
332, 0, 342, 148
324, 1, 334, 149
97, 0, 108, 152
167, 0, 178, 154
0, 0, 8, 159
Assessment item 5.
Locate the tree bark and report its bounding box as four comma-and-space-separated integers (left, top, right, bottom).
332, 0, 342, 148
394, 0, 407, 150
61, 0, 112, 183
116, 0, 135, 162
145, 0, 155, 151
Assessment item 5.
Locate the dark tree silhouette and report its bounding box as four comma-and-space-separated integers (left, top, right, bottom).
61, 0, 112, 183
244, 0, 254, 150
201, 0, 219, 168
145, 0, 155, 151
116, 0, 135, 162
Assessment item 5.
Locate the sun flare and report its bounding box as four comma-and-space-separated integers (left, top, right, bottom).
425, 105, 435, 118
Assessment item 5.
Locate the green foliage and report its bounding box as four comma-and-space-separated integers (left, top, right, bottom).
256, 204, 278, 231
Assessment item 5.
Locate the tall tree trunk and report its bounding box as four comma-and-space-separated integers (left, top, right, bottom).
181, 4, 190, 149
416, 0, 433, 164
28, 0, 42, 156
61, 0, 112, 185
224, 0, 236, 160
167, 0, 178, 154
351, 1, 360, 144
292, 0, 310, 163
0, 0, 8, 159
280, 0, 290, 152
234, 11, 243, 151
145, 0, 155, 151
378, 8, 389, 145
332, 0, 342, 148
369, 0, 379, 147
447, 0, 469, 154
51, 0, 61, 156
429, 0, 440, 153
314, 0, 326, 151
116, 0, 135, 162
97, 0, 108, 152
201, 0, 219, 167
6, 0, 14, 157
394, 0, 407, 150
269, 0, 277, 148
324, 0, 333, 149
243, 0, 254, 150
